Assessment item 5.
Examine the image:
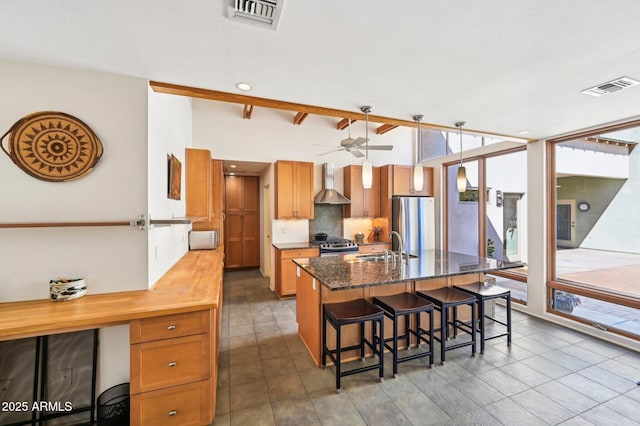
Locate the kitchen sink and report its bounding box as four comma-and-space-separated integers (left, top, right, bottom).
354, 253, 417, 262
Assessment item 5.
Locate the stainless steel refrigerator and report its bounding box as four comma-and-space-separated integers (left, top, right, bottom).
391, 196, 435, 253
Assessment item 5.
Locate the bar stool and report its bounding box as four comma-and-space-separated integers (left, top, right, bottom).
415, 287, 476, 363
322, 299, 384, 392
453, 282, 512, 354
372, 293, 434, 377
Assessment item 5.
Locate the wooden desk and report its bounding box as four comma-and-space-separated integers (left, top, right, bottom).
0, 249, 224, 426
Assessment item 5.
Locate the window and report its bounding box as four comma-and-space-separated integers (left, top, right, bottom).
548, 120, 640, 340
445, 147, 528, 303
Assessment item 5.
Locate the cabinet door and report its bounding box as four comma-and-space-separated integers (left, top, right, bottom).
281, 259, 298, 296
414, 167, 434, 196
343, 165, 364, 218
392, 165, 413, 195
293, 161, 314, 219
364, 166, 381, 217
274, 161, 295, 219
344, 165, 380, 218
185, 148, 211, 223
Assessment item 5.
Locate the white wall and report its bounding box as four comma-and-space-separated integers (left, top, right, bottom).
0, 59, 149, 301
147, 90, 193, 286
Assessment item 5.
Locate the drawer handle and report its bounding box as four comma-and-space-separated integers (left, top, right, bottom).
168, 361, 177, 367
168, 410, 177, 417
167, 325, 176, 330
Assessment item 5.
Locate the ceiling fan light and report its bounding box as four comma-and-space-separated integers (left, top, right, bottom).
362, 159, 373, 189
457, 166, 467, 193
413, 162, 423, 192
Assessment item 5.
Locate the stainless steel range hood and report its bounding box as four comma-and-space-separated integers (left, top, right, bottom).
314, 163, 351, 204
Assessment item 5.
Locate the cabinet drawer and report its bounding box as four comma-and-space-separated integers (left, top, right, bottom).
280, 248, 319, 260
130, 310, 210, 343
131, 380, 211, 426
358, 244, 390, 255
130, 334, 210, 394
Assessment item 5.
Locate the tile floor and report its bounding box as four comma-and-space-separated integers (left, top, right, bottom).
212, 270, 640, 426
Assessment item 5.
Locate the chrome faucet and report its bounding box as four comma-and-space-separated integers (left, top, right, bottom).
389, 231, 406, 264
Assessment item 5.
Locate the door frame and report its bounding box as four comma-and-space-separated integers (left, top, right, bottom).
556, 199, 576, 247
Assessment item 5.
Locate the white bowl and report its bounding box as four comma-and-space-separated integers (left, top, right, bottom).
50, 278, 87, 301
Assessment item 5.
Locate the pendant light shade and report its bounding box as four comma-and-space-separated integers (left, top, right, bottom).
455, 121, 467, 193
362, 158, 373, 189
413, 115, 424, 192
361, 106, 373, 189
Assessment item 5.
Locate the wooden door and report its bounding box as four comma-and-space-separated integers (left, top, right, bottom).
241, 176, 260, 267
274, 161, 295, 219
186, 148, 211, 228
293, 162, 314, 219
364, 166, 381, 217
224, 175, 259, 268
224, 176, 243, 268
343, 165, 365, 218
392, 165, 413, 195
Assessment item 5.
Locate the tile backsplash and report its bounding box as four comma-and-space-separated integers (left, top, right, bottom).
309, 204, 344, 239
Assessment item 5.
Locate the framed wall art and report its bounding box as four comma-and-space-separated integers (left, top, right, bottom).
167, 154, 182, 200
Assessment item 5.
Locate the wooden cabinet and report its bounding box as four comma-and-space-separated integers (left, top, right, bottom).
379, 164, 434, 242
382, 164, 434, 197
130, 310, 215, 426
274, 160, 314, 219
275, 247, 319, 297
224, 176, 259, 269
357, 243, 390, 255
186, 149, 224, 233
343, 165, 381, 218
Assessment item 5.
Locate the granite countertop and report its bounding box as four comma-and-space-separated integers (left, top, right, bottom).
293, 249, 522, 291
272, 241, 317, 250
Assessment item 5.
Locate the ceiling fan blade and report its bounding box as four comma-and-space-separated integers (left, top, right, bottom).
340, 137, 359, 146
317, 148, 345, 156
313, 143, 341, 148
351, 137, 368, 147
348, 148, 365, 158
366, 145, 394, 151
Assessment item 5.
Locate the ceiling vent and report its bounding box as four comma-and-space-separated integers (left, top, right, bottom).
228, 0, 284, 30
581, 77, 639, 97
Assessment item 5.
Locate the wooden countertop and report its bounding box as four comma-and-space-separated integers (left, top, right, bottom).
0, 249, 223, 341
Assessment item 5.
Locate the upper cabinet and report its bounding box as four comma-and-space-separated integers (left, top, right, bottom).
381, 164, 434, 197
343, 165, 380, 218
274, 160, 314, 219
186, 148, 224, 232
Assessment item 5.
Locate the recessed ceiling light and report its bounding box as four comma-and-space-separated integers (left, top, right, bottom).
236, 82, 252, 91
518, 130, 531, 135
229, 172, 235, 176
230, 164, 237, 168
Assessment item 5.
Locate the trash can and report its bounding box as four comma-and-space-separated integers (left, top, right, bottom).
97, 383, 130, 426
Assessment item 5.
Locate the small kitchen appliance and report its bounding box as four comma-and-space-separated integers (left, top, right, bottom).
189, 230, 218, 250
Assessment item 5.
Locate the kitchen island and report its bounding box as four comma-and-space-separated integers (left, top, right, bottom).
293, 250, 521, 365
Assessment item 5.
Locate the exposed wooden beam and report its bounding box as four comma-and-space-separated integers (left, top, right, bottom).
376, 124, 398, 135
293, 112, 308, 125
149, 81, 535, 141
337, 118, 357, 130
243, 104, 254, 119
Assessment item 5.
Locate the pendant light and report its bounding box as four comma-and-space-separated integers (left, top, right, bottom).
361, 106, 373, 189
455, 121, 467, 193
412, 115, 424, 192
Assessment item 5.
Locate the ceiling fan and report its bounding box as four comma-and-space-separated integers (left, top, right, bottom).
316, 118, 393, 158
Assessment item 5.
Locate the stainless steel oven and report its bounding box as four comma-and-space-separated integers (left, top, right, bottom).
311, 238, 359, 257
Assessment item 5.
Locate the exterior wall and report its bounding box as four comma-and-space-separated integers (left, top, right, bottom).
579, 147, 640, 254
556, 176, 626, 248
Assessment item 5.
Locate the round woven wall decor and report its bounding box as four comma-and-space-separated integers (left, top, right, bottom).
1, 111, 103, 182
